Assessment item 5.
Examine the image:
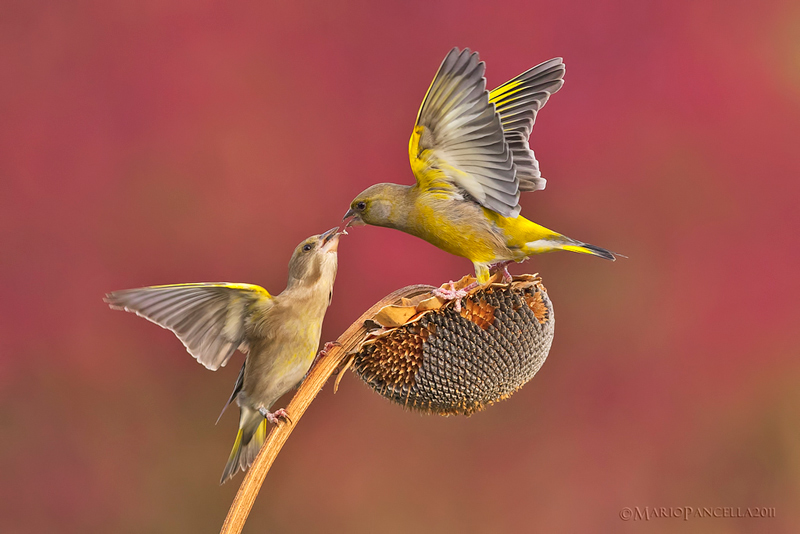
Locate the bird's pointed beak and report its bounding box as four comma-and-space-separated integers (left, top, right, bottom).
320, 226, 341, 253
342, 208, 365, 228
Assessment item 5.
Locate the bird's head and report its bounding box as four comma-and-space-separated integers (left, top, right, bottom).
343, 183, 410, 229
287, 227, 341, 287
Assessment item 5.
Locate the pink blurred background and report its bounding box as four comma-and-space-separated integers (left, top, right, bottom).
2, 1, 799, 532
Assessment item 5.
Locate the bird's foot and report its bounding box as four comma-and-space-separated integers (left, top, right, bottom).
489, 261, 514, 283
432, 281, 471, 312
259, 406, 292, 425
308, 340, 342, 375
320, 340, 341, 356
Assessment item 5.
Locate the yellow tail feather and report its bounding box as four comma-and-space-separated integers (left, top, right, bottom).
560, 243, 617, 260
220, 417, 268, 484
225, 429, 244, 467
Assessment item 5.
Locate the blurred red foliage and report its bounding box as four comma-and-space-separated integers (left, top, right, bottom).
1, 1, 799, 532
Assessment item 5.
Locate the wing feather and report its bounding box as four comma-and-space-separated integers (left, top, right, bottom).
489, 57, 566, 192
410, 48, 566, 214
106, 283, 273, 370
411, 48, 520, 217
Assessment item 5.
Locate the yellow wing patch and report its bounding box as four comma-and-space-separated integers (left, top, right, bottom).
488, 79, 525, 103
149, 282, 271, 299
409, 125, 458, 193
408, 125, 426, 179
409, 125, 422, 161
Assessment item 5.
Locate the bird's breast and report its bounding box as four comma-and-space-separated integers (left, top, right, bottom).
405, 195, 508, 263
241, 291, 331, 409
242, 318, 323, 408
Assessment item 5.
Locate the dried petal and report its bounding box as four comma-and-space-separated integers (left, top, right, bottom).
372, 304, 418, 327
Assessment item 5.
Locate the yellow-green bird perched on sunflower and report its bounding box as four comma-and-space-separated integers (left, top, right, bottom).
106, 228, 341, 484
344, 48, 620, 302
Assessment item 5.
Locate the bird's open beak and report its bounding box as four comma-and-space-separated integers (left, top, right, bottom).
320, 226, 341, 253
342, 208, 365, 228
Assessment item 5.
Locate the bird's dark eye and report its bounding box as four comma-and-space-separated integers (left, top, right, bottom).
303, 244, 312, 252
356, 201, 366, 211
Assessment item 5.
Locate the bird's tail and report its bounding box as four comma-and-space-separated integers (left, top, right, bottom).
220, 407, 268, 484
517, 219, 620, 261
558, 241, 618, 260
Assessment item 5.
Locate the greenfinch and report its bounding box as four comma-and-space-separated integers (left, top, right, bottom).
106, 228, 341, 484
345, 48, 618, 293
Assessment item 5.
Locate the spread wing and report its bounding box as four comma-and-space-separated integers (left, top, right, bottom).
489, 57, 565, 192
106, 283, 274, 370
410, 48, 520, 217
